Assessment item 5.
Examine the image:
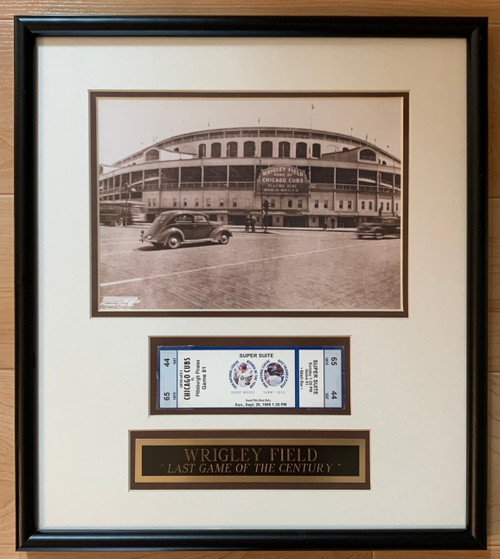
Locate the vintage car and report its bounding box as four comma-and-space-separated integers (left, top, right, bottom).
357, 217, 401, 239
99, 201, 146, 227
140, 210, 232, 249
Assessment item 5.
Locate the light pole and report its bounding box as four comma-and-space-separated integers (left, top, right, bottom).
257, 158, 265, 231
177, 147, 182, 209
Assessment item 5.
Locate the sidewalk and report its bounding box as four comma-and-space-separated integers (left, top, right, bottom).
229, 225, 357, 233
126, 223, 357, 232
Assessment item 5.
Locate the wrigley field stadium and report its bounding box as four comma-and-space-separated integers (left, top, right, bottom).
98, 126, 402, 229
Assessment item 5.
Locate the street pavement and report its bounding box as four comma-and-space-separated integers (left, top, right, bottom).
97, 226, 402, 311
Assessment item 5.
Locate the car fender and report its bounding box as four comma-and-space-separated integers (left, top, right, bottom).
210, 227, 232, 241
155, 226, 185, 243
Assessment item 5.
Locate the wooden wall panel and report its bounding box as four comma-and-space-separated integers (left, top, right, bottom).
374, 552, 500, 559
489, 374, 500, 546
0, 3, 497, 558
0, 21, 13, 197
490, 200, 500, 372
0, 370, 14, 558
0, 197, 13, 370
0, 0, 499, 19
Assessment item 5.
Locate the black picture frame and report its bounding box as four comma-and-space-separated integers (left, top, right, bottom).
15, 15, 488, 551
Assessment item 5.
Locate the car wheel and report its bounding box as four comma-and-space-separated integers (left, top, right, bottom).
218, 232, 230, 245
375, 230, 383, 240
167, 235, 182, 249
115, 218, 124, 227
357, 234, 364, 239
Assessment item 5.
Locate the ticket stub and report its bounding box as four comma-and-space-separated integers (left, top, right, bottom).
155, 345, 347, 413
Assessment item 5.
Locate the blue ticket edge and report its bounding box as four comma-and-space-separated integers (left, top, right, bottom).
156, 345, 345, 411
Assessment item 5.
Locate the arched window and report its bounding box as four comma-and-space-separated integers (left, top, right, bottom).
312, 143, 321, 158
211, 142, 222, 158
226, 142, 238, 157
261, 141, 273, 157
145, 149, 159, 161
360, 148, 376, 162
243, 141, 256, 157
295, 142, 307, 158
279, 141, 290, 157
198, 144, 206, 158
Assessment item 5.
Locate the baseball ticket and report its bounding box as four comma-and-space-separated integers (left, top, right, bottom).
155, 345, 346, 412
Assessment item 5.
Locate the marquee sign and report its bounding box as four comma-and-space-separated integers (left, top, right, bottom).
257, 165, 310, 194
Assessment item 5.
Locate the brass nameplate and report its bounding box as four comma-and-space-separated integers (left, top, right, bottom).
130, 430, 370, 489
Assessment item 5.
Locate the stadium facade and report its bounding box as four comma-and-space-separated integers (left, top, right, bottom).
98, 126, 402, 228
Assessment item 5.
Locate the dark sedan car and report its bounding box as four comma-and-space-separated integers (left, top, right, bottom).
357, 217, 401, 239
140, 210, 232, 249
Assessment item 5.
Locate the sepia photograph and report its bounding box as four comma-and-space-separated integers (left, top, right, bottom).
91, 93, 408, 315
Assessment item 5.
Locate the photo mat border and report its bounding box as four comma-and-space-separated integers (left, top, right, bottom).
15, 15, 487, 551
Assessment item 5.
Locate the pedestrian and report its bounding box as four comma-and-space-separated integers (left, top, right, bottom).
245, 215, 251, 233
322, 218, 327, 230
250, 215, 256, 233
